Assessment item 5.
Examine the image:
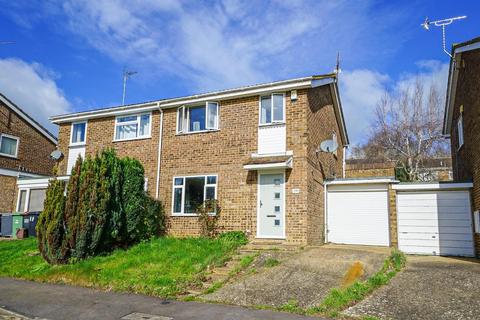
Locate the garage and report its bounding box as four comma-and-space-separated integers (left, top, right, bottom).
326, 179, 391, 246
395, 183, 474, 257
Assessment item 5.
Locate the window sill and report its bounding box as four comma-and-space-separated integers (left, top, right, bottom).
113, 136, 152, 143
69, 143, 86, 148
0, 152, 17, 159
171, 213, 217, 217
176, 129, 220, 136
258, 122, 286, 128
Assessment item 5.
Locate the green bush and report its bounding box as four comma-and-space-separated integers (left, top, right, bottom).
36, 178, 67, 264
197, 199, 221, 238
218, 231, 248, 245
38, 149, 165, 264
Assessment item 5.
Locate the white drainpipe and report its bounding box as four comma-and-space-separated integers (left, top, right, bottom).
155, 104, 164, 199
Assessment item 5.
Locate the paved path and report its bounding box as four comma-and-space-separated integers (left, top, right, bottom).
0, 278, 320, 320
346, 255, 480, 320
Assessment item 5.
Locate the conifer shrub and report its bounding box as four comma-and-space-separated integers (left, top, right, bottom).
36, 149, 165, 264
36, 178, 67, 264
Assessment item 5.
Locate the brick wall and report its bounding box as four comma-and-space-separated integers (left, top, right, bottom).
388, 185, 398, 248
449, 48, 480, 256
159, 96, 258, 238
57, 111, 161, 198
55, 86, 341, 244
345, 161, 396, 179
306, 85, 344, 245
0, 175, 16, 212
0, 101, 56, 175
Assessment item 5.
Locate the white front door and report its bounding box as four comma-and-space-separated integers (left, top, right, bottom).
257, 172, 285, 238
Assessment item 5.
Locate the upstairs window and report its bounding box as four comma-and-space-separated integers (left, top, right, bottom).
260, 93, 285, 125
71, 122, 87, 145
0, 133, 19, 158
177, 102, 219, 133
114, 113, 151, 141
457, 114, 464, 149
172, 175, 217, 214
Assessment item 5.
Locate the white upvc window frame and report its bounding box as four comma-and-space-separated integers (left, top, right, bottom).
457, 114, 464, 150
171, 174, 218, 216
176, 101, 219, 134
70, 121, 87, 146
0, 133, 19, 158
259, 93, 286, 126
16, 187, 47, 213
113, 112, 152, 142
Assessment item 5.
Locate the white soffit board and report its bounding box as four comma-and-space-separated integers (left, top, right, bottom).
397, 191, 474, 257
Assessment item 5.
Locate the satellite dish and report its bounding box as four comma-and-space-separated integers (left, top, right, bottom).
319, 139, 338, 153
50, 150, 63, 161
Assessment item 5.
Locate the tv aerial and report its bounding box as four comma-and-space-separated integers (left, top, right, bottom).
421, 15, 467, 58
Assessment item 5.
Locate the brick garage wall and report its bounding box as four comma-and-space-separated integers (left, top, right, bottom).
345, 160, 396, 179
388, 185, 398, 248
0, 101, 56, 175
449, 48, 480, 256
0, 175, 16, 212
305, 85, 344, 245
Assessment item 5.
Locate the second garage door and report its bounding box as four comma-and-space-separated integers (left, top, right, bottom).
326, 183, 390, 246
397, 190, 474, 257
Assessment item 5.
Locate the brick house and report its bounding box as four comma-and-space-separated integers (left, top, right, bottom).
443, 36, 480, 251
0, 93, 57, 213
46, 75, 348, 245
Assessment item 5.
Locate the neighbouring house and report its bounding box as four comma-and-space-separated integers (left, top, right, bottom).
345, 158, 452, 181
0, 93, 57, 213
41, 75, 348, 245
444, 36, 480, 253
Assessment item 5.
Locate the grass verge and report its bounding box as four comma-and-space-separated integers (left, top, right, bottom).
307, 250, 406, 317
0, 236, 245, 298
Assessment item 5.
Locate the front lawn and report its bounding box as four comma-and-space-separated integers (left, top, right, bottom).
0, 236, 243, 298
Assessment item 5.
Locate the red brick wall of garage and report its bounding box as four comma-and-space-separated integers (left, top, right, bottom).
449, 48, 480, 256
0, 101, 56, 176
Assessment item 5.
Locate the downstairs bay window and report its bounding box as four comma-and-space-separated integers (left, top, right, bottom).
177, 102, 219, 133
172, 175, 217, 215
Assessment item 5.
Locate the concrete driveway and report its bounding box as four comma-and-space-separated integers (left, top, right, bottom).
204, 245, 389, 308
346, 255, 480, 320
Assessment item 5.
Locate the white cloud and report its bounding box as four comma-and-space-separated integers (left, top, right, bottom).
340, 69, 390, 145
51, 0, 411, 91
340, 61, 449, 147
0, 58, 72, 135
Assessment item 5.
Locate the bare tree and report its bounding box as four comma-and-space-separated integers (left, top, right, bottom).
360, 79, 449, 181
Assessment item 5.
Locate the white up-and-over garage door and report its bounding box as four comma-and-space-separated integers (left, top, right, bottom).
326, 182, 390, 246
395, 187, 474, 257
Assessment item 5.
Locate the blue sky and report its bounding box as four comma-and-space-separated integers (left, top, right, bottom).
0, 0, 478, 146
